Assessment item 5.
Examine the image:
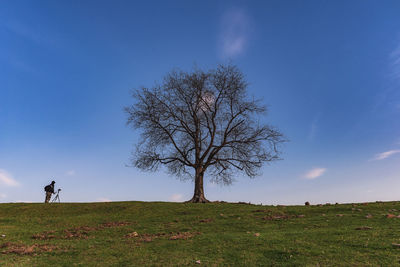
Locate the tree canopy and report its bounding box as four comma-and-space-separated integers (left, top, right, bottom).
125, 65, 285, 202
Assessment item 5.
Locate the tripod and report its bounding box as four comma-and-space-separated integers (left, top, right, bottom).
51, 189, 61, 203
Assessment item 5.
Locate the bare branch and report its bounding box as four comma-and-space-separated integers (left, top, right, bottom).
125, 64, 286, 193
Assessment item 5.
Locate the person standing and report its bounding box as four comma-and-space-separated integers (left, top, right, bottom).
44, 181, 55, 203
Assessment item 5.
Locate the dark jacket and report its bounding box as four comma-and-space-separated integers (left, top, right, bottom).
44, 184, 55, 193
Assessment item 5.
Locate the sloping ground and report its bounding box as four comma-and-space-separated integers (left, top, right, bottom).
0, 201, 400, 266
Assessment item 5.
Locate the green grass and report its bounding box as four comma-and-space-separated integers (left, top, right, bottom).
1, 201, 400, 266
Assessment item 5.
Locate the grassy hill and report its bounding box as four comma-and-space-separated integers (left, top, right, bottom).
1, 201, 400, 266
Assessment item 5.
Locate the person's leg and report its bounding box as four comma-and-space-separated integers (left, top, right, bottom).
45, 192, 51, 203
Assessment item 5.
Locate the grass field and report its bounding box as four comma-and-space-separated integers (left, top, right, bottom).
1, 201, 400, 266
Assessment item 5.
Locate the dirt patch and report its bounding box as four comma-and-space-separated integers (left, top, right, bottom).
125, 232, 168, 242
260, 214, 305, 220
100, 221, 131, 228
32, 231, 56, 240
169, 232, 201, 240
199, 218, 213, 223
262, 215, 291, 220
252, 209, 273, 213
125, 231, 201, 242
355, 226, 372, 230
0, 242, 14, 249
140, 233, 167, 242
73, 226, 98, 231
63, 229, 89, 239
1, 242, 60, 255
31, 221, 132, 241
386, 214, 400, 218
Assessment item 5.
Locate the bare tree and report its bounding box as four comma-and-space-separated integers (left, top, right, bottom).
125, 65, 285, 203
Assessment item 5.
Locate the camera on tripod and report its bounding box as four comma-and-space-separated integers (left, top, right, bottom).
52, 188, 62, 203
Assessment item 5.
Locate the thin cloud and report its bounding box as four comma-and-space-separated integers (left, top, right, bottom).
391, 43, 400, 81
0, 169, 20, 187
372, 150, 400, 161
308, 121, 317, 141
169, 193, 183, 202
304, 168, 326, 180
6, 20, 53, 46
218, 8, 252, 58
308, 113, 322, 141
373, 41, 400, 112
96, 198, 111, 202
0, 193, 6, 199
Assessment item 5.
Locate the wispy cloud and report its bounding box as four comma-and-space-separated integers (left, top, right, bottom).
303, 168, 326, 180
0, 169, 20, 187
218, 8, 252, 58
373, 40, 400, 112
169, 193, 183, 202
96, 198, 111, 202
371, 150, 400, 161
65, 170, 76, 176
308, 113, 322, 141
6, 20, 53, 46
0, 193, 6, 199
391, 43, 400, 81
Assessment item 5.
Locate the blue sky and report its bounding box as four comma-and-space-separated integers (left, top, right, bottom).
1, 0, 399, 204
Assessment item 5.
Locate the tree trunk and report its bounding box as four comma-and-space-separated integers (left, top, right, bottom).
187, 167, 209, 203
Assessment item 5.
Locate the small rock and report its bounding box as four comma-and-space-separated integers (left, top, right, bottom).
297, 215, 305, 218
125, 232, 139, 238
254, 233, 260, 237
357, 209, 362, 212
220, 213, 224, 217
1, 234, 5, 237
321, 214, 326, 216
336, 214, 344, 217
246, 231, 251, 234
195, 260, 201, 264
365, 214, 373, 219
387, 214, 396, 218
392, 243, 400, 248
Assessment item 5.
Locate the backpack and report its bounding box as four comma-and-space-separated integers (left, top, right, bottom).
44, 185, 51, 192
